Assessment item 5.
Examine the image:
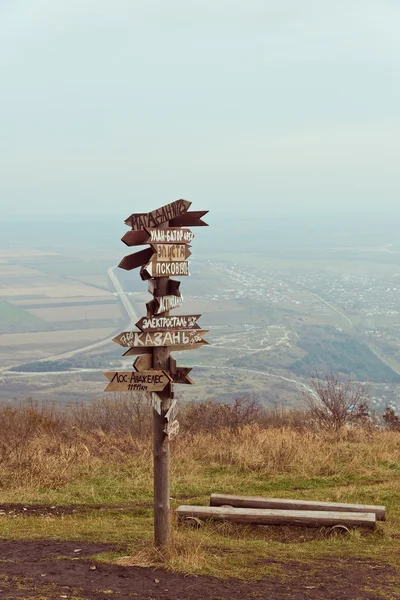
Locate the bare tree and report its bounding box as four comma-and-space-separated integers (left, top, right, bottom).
302, 371, 370, 431
383, 407, 400, 431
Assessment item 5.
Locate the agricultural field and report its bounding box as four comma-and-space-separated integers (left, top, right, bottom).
2, 219, 400, 410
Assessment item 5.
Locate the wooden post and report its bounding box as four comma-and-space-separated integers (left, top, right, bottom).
152, 245, 172, 550
106, 200, 208, 551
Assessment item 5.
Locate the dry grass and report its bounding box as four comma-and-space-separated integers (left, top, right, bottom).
0, 397, 400, 584
0, 396, 399, 494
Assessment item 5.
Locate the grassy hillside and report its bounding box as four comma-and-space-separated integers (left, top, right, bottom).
0, 397, 399, 597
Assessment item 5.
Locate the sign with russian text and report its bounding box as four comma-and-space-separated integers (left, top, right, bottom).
103, 370, 171, 392
125, 199, 191, 230
113, 329, 208, 348
136, 314, 201, 332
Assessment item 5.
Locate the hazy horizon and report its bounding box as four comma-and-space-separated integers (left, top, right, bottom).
1, 0, 400, 218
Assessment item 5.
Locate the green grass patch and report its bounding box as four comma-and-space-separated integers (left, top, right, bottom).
0, 301, 44, 331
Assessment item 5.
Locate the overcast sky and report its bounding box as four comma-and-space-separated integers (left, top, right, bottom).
1, 0, 399, 217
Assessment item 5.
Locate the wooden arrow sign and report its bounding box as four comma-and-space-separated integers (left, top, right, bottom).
119, 244, 191, 272
122, 228, 194, 247
123, 341, 207, 356
147, 294, 183, 315
142, 259, 190, 279
120, 229, 150, 247
169, 210, 208, 227
103, 370, 171, 392
152, 244, 191, 262
148, 279, 181, 297
136, 314, 201, 332
133, 354, 153, 372
113, 329, 208, 348
169, 356, 193, 385
118, 247, 153, 271
120, 347, 153, 357
125, 199, 191, 230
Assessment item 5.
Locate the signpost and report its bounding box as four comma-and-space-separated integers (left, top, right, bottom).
104, 198, 208, 550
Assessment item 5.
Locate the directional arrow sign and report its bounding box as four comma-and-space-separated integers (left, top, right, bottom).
119, 245, 190, 272
122, 227, 194, 247
123, 341, 207, 356
103, 370, 171, 393
136, 314, 201, 332
118, 247, 153, 271
169, 357, 194, 385
113, 329, 209, 348
133, 354, 153, 372
120, 229, 150, 247
152, 244, 191, 262
147, 294, 183, 315
125, 199, 191, 230
169, 210, 208, 227
142, 259, 190, 279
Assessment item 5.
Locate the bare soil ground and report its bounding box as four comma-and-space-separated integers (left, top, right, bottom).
0, 505, 398, 600
0, 538, 397, 600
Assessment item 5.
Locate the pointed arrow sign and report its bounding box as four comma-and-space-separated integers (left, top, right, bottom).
118, 247, 153, 271
146, 294, 183, 315
122, 227, 194, 247
169, 210, 208, 227
152, 244, 191, 262
120, 245, 191, 272
133, 354, 153, 371
124, 199, 191, 230
103, 370, 171, 393
142, 259, 190, 279
136, 314, 201, 332
169, 356, 194, 385
113, 329, 209, 348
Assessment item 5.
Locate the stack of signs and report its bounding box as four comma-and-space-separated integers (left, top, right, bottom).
104, 199, 209, 440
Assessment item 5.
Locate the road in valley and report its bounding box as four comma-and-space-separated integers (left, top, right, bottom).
0, 266, 138, 374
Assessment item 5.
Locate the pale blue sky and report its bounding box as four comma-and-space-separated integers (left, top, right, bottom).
1, 0, 399, 216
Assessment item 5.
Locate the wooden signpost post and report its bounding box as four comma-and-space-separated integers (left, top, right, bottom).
104, 199, 208, 550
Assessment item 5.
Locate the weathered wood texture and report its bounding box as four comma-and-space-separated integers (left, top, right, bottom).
169, 210, 209, 227
122, 227, 194, 247
118, 247, 153, 271
169, 356, 193, 385
152, 244, 191, 261
121, 347, 152, 357
125, 199, 191, 229
148, 279, 181, 297
113, 330, 208, 348
118, 245, 191, 271
143, 259, 190, 278
121, 229, 150, 246
176, 505, 376, 529
148, 228, 194, 244
146, 295, 183, 315
133, 354, 153, 371
210, 494, 386, 521
152, 270, 172, 550
103, 370, 171, 392
136, 314, 201, 332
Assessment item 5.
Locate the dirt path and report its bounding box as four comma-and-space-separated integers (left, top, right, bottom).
0, 539, 398, 600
